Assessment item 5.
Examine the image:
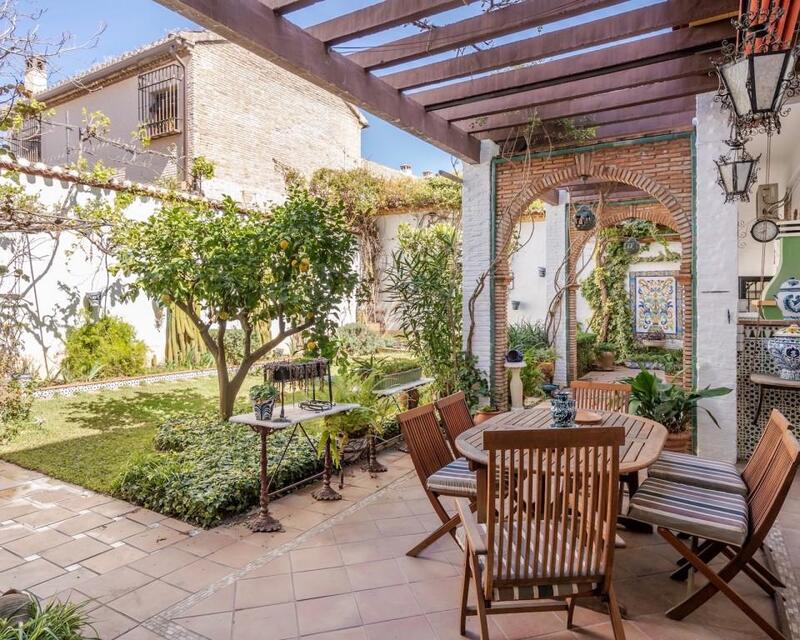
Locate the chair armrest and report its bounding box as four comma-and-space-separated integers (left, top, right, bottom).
455, 497, 488, 555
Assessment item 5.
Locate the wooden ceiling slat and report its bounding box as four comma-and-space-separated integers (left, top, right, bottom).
462, 87, 701, 133
383, 0, 735, 91
306, 0, 475, 46
262, 0, 324, 13
436, 55, 712, 122
412, 21, 732, 110
152, 0, 481, 162
348, 0, 620, 71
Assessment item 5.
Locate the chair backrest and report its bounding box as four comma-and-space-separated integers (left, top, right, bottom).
742, 409, 790, 494
483, 426, 625, 600
569, 381, 631, 412
397, 404, 454, 483
748, 426, 800, 546
435, 391, 474, 452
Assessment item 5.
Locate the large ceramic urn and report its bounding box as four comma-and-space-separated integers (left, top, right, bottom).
762, 221, 800, 320
767, 324, 800, 381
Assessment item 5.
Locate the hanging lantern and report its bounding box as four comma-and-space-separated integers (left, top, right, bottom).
623, 237, 640, 255
713, 4, 800, 135
715, 137, 760, 202
573, 204, 596, 231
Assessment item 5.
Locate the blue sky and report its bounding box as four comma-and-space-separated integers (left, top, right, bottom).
32, 0, 656, 175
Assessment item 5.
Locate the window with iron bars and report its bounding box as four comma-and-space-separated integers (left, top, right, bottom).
739, 276, 768, 313
9, 115, 41, 162
138, 64, 183, 139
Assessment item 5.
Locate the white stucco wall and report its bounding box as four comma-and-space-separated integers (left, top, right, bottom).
695, 92, 739, 462
506, 219, 548, 324
544, 194, 569, 384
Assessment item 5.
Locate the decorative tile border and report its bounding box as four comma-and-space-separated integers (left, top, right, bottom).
765, 527, 800, 640
33, 369, 221, 399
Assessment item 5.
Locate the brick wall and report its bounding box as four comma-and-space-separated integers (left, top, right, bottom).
492, 135, 694, 408
188, 38, 363, 204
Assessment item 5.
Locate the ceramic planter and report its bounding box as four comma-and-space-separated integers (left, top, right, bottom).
767, 325, 800, 381
664, 430, 692, 453
474, 410, 501, 425
596, 350, 616, 371
775, 277, 800, 320
550, 391, 576, 428
253, 397, 276, 421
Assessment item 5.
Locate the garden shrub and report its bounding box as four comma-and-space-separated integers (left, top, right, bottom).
62, 315, 146, 380
113, 412, 321, 527
628, 347, 683, 374
520, 346, 556, 397
576, 329, 598, 378
507, 320, 548, 354
335, 323, 389, 356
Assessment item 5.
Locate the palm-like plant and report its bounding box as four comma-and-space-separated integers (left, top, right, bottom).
623, 369, 731, 433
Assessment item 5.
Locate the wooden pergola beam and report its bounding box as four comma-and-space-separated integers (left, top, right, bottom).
435, 55, 712, 122
413, 20, 732, 109
306, 0, 475, 46
348, 0, 621, 71
383, 0, 735, 91
465, 91, 701, 135
152, 0, 482, 163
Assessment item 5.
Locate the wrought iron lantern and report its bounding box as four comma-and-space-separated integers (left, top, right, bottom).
573, 204, 596, 231
714, 3, 800, 135
623, 237, 640, 255
715, 136, 760, 202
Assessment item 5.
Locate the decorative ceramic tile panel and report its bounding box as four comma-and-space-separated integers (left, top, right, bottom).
631, 273, 679, 335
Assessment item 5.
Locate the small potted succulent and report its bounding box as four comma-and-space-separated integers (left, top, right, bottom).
641, 326, 666, 348
249, 383, 278, 421
595, 341, 617, 371
474, 404, 502, 425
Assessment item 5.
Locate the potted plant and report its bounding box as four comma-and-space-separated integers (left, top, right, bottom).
474, 404, 502, 425
623, 369, 731, 452
249, 383, 278, 420
641, 326, 666, 348
595, 341, 617, 371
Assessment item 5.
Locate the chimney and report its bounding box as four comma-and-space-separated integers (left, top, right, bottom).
421, 170, 433, 178
399, 163, 412, 176
24, 56, 47, 94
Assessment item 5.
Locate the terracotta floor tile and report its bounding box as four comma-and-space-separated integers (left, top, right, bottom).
207, 540, 267, 569
374, 515, 427, 537
231, 602, 297, 640
79, 566, 153, 602
81, 544, 149, 574
364, 501, 414, 520
397, 555, 459, 582
162, 558, 232, 591
331, 521, 381, 544
290, 544, 343, 572
107, 579, 190, 621
125, 508, 166, 526
354, 584, 422, 624
128, 547, 198, 578
86, 518, 148, 544
344, 559, 406, 591
292, 566, 351, 600
295, 528, 337, 549
40, 536, 111, 567
244, 554, 291, 578
25, 488, 78, 504
92, 499, 139, 518
0, 558, 64, 590
409, 577, 464, 614
425, 608, 506, 640
125, 525, 188, 553
296, 593, 361, 636
159, 517, 196, 533
174, 531, 236, 557
177, 583, 235, 617
54, 512, 113, 536
276, 507, 329, 530
116, 626, 168, 640
5, 528, 72, 556
0, 501, 39, 520
89, 605, 139, 639
235, 573, 294, 609
0, 548, 23, 572
364, 614, 437, 640
491, 610, 568, 640
301, 628, 367, 640
30, 567, 98, 599
179, 611, 233, 640
59, 493, 114, 511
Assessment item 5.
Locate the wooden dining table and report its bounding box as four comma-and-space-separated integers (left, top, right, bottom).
455, 407, 668, 529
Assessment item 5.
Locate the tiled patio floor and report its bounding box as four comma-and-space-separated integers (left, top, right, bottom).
0, 451, 794, 639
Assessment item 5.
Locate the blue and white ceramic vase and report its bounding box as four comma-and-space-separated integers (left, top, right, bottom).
253, 397, 276, 421
775, 277, 800, 320
551, 391, 576, 428
767, 325, 800, 381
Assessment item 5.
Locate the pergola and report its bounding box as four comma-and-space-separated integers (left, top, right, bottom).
153, 0, 743, 163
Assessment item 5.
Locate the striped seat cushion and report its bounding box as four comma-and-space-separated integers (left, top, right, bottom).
648, 451, 747, 496
628, 477, 749, 546
426, 458, 477, 497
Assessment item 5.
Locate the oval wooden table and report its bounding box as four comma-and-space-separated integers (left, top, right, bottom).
455, 407, 668, 531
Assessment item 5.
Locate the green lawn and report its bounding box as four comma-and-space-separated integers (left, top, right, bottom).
1, 374, 260, 494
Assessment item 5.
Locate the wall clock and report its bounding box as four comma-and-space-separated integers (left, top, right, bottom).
750, 219, 779, 243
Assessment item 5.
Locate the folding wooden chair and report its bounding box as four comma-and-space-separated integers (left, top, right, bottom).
435, 391, 474, 454
398, 404, 477, 558
628, 427, 800, 640
570, 380, 631, 412
455, 426, 627, 640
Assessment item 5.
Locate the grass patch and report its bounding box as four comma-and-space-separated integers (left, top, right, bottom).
0, 373, 259, 494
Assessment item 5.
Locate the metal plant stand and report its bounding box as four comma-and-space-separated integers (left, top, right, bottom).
230, 403, 359, 530
312, 437, 342, 501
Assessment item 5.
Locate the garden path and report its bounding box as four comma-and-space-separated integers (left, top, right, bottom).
0, 452, 796, 639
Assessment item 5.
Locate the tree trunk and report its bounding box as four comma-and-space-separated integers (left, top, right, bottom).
218, 360, 235, 419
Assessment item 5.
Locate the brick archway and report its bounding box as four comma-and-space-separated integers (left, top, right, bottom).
492, 139, 694, 409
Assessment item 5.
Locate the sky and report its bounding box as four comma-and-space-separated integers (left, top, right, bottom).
29, 0, 657, 175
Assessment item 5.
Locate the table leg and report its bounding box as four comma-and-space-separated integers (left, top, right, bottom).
250, 430, 282, 532
363, 431, 387, 474
617, 471, 653, 534
752, 385, 766, 428
406, 388, 420, 409
313, 438, 342, 501
476, 467, 488, 523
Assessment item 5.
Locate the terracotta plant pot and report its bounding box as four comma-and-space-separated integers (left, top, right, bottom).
474, 410, 502, 425
663, 430, 692, 453
596, 351, 616, 371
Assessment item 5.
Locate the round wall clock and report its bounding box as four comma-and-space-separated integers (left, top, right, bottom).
750, 219, 779, 243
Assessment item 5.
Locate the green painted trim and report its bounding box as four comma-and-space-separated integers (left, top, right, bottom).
489, 158, 497, 401
690, 128, 698, 454
493, 132, 693, 166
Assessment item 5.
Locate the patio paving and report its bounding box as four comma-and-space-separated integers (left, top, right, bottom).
0, 451, 794, 639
